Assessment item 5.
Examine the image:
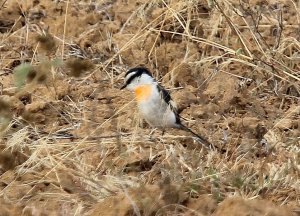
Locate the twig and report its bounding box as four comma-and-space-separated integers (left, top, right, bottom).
274, 8, 283, 50
0, 0, 8, 10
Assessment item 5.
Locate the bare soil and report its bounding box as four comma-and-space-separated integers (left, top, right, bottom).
0, 0, 299, 215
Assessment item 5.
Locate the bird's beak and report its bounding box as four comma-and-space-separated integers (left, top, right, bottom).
120, 84, 126, 90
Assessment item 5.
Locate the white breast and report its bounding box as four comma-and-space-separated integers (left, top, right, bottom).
137, 85, 177, 129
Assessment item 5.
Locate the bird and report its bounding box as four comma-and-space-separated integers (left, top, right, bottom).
120, 67, 213, 149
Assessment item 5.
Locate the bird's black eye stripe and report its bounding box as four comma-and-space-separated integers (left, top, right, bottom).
125, 72, 140, 87
124, 67, 152, 86
125, 67, 152, 77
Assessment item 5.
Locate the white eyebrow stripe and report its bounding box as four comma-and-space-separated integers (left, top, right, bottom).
124, 71, 136, 83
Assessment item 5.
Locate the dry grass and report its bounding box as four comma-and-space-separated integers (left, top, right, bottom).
0, 0, 299, 215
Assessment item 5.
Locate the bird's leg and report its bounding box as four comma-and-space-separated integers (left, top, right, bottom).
149, 128, 157, 141
157, 129, 166, 143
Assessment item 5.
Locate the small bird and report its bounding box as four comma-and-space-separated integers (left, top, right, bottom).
121, 67, 212, 148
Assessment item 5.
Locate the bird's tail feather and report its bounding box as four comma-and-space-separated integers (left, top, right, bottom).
179, 124, 214, 149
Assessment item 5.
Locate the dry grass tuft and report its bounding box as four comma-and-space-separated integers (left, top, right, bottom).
65, 58, 94, 77
36, 33, 57, 54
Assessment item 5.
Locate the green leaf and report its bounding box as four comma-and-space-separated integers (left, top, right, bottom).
13, 63, 33, 89
207, 0, 215, 8
236, 48, 243, 56
51, 58, 64, 67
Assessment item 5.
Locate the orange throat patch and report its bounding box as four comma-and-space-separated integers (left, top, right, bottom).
134, 85, 152, 102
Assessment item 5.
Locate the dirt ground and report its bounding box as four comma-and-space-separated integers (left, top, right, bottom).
0, 0, 299, 215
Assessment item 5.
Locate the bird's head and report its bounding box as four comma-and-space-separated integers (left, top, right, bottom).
120, 67, 154, 91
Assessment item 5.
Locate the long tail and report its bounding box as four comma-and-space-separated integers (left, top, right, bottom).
179, 124, 214, 149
